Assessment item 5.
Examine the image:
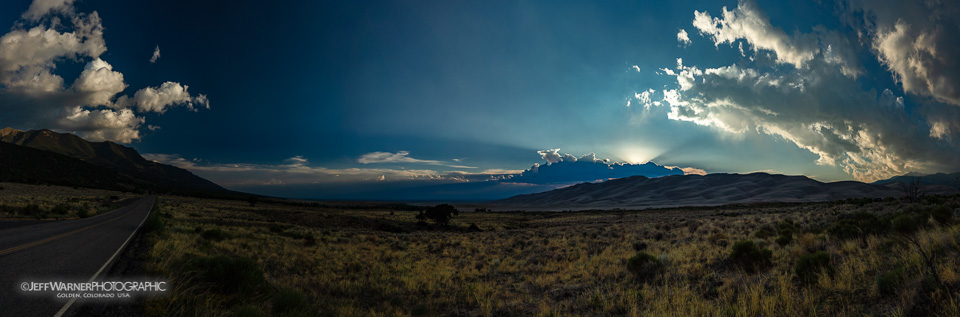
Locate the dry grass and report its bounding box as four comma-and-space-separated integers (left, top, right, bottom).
135, 194, 960, 316
0, 182, 137, 219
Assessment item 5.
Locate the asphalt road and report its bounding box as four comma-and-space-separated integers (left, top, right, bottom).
0, 196, 155, 317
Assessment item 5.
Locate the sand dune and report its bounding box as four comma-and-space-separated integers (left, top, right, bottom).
491, 173, 957, 210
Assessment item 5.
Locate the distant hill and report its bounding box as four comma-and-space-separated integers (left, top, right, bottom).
0, 141, 149, 191
490, 172, 954, 209
0, 127, 233, 196
873, 172, 960, 191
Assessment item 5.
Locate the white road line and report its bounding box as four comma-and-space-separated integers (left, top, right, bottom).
52, 197, 155, 317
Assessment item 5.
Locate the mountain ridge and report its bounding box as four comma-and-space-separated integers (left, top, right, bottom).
0, 127, 231, 195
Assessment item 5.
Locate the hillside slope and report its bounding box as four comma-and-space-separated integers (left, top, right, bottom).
0, 128, 225, 193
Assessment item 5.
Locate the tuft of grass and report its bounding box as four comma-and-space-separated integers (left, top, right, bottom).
795, 251, 834, 284
876, 267, 904, 296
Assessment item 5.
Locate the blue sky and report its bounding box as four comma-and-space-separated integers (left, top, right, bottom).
1, 0, 958, 200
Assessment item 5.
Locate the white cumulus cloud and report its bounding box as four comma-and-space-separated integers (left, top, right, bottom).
677, 29, 691, 46
0, 1, 208, 143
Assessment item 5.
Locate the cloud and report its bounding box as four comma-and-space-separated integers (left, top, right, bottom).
144, 153, 471, 187
358, 151, 477, 168
518, 150, 683, 184
22, 0, 74, 20
930, 120, 950, 140
537, 148, 562, 164
634, 89, 660, 109
149, 46, 160, 63
677, 29, 691, 46
0, 1, 207, 143
119, 82, 209, 113
72, 58, 127, 107
59, 106, 143, 143
637, 1, 960, 182
680, 167, 707, 175
843, 1, 960, 106
691, 0, 860, 77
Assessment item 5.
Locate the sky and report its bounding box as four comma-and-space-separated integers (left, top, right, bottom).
0, 0, 958, 200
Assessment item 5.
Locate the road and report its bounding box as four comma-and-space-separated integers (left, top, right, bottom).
0, 196, 155, 316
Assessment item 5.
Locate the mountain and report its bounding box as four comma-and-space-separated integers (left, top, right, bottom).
491, 172, 952, 209
0, 141, 150, 191
873, 172, 960, 191
0, 128, 229, 194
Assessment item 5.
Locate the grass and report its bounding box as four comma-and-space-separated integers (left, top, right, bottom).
6, 182, 959, 315
130, 193, 960, 316
0, 182, 136, 220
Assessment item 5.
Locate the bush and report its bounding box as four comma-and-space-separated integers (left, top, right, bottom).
51, 203, 70, 215
272, 288, 313, 316
931, 205, 953, 225
187, 255, 267, 296
754, 228, 774, 239
891, 214, 918, 234
795, 251, 834, 284
876, 267, 904, 296
775, 228, 794, 246
626, 252, 662, 282
730, 240, 772, 273
775, 234, 793, 247
21, 203, 42, 216
416, 204, 459, 226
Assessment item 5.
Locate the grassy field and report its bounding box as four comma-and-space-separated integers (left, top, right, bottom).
133, 194, 960, 316
0, 182, 137, 220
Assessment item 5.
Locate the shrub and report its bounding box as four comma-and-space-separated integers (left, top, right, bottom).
876, 267, 904, 296
707, 232, 729, 247
795, 251, 834, 284
200, 228, 228, 241
775, 234, 793, 247
930, 205, 953, 225
415, 204, 459, 226
775, 228, 794, 246
21, 203, 42, 216
730, 240, 772, 273
468, 223, 482, 232
626, 252, 662, 282
754, 228, 774, 239
51, 203, 70, 215
272, 288, 313, 316
891, 214, 918, 234
187, 255, 267, 296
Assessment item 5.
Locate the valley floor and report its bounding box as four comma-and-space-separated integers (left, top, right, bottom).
140, 194, 960, 316
4, 182, 960, 316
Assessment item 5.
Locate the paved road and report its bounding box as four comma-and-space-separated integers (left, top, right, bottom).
0, 196, 155, 316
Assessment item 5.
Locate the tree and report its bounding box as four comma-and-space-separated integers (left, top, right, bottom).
418, 204, 459, 226
905, 177, 924, 202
